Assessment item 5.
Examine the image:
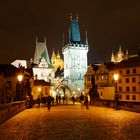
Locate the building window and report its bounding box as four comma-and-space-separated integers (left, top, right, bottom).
53, 61, 55, 64
126, 87, 130, 91
132, 77, 136, 83
87, 77, 90, 81
132, 95, 136, 100
119, 87, 122, 91
118, 78, 122, 83
132, 86, 136, 91
133, 68, 136, 74
126, 95, 129, 100
126, 78, 129, 83
101, 75, 104, 80
126, 69, 130, 74
119, 70, 122, 75
119, 95, 122, 99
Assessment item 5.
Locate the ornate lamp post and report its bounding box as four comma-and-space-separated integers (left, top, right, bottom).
17, 74, 23, 101
114, 73, 119, 110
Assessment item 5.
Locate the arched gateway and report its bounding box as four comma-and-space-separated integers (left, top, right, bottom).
55, 84, 71, 99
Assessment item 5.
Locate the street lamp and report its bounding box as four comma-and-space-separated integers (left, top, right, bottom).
113, 73, 119, 110
17, 74, 23, 101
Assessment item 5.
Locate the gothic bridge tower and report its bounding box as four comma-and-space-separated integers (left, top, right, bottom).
62, 15, 89, 95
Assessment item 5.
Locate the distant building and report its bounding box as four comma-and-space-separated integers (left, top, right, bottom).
51, 49, 64, 71
111, 45, 129, 63
62, 15, 88, 95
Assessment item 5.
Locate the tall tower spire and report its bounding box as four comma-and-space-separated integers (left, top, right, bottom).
76, 13, 79, 20
111, 51, 115, 62
119, 44, 122, 52
62, 33, 65, 47
36, 36, 38, 44
85, 30, 88, 45
70, 13, 72, 21
44, 36, 46, 44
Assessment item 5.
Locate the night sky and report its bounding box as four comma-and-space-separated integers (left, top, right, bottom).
0, 0, 140, 64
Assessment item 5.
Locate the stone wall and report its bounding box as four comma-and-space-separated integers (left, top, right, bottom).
0, 101, 26, 124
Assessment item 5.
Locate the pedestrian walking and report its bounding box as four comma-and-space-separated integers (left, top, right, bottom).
56, 95, 59, 105
80, 93, 84, 109
37, 95, 41, 107
84, 93, 89, 109
47, 95, 52, 110
72, 95, 76, 104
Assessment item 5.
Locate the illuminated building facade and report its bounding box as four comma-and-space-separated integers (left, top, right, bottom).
63, 15, 88, 94
111, 56, 140, 102
111, 45, 129, 63
51, 49, 64, 71
33, 37, 55, 84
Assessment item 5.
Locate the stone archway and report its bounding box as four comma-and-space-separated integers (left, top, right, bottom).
55, 84, 71, 99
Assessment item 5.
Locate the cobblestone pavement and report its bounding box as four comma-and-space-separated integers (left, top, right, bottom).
0, 103, 140, 140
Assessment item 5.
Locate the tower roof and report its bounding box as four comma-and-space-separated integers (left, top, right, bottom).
69, 17, 81, 43
33, 37, 51, 65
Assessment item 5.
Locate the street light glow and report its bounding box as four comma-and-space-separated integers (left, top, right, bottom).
114, 74, 119, 81
17, 75, 23, 82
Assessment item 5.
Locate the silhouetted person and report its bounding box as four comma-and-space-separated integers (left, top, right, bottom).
56, 95, 59, 105
47, 95, 52, 110
37, 95, 41, 107
84, 93, 89, 109
72, 95, 76, 104
80, 93, 84, 109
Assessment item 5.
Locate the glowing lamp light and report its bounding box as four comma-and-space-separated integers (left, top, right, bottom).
77, 88, 81, 91
114, 74, 119, 81
17, 75, 23, 82
38, 87, 41, 92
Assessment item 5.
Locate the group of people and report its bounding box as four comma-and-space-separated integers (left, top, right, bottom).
37, 95, 53, 110
80, 93, 89, 109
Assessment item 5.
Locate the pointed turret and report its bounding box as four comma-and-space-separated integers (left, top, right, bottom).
57, 50, 60, 59
36, 36, 38, 44
85, 30, 88, 45
111, 51, 115, 62
44, 36, 46, 44
52, 48, 56, 58
119, 44, 122, 52
126, 49, 128, 55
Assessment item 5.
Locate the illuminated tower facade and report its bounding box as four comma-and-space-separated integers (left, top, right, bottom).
33, 37, 55, 83
62, 15, 89, 94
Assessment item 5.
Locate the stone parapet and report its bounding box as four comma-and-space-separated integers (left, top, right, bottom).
0, 101, 26, 124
